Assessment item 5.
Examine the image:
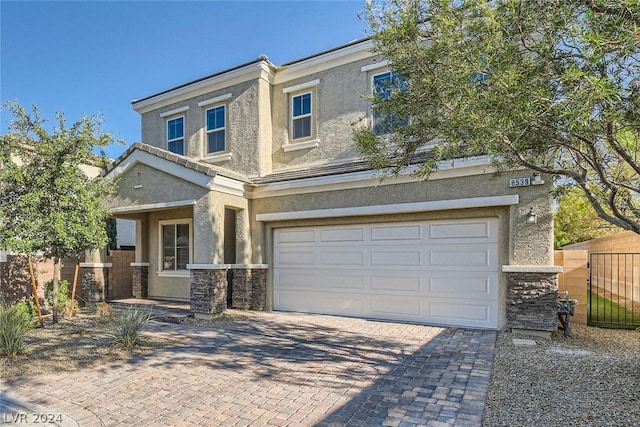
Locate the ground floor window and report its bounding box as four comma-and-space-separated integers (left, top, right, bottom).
159, 219, 192, 271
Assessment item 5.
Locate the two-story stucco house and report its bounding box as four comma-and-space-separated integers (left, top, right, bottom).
103, 39, 561, 331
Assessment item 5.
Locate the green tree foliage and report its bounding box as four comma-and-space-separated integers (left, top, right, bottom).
554, 187, 621, 248
355, 0, 640, 232
0, 101, 116, 323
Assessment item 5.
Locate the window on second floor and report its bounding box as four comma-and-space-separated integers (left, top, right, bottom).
167, 116, 185, 155
206, 105, 226, 153
291, 92, 312, 140
372, 71, 408, 135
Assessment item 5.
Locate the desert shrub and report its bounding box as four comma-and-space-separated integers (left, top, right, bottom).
12, 300, 38, 322
0, 303, 33, 358
44, 279, 71, 310
62, 299, 80, 319
94, 301, 113, 322
104, 306, 152, 349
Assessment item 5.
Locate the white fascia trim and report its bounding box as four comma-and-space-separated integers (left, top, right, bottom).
230, 264, 269, 269
158, 270, 190, 278
133, 62, 271, 114
111, 199, 196, 214
360, 60, 391, 73
273, 40, 375, 85
256, 195, 519, 222
160, 106, 189, 118
211, 174, 246, 197
187, 264, 231, 270
79, 263, 113, 268
502, 265, 563, 273
104, 150, 214, 189
282, 79, 320, 94
283, 139, 319, 152
197, 93, 233, 107
203, 152, 233, 163
252, 155, 497, 199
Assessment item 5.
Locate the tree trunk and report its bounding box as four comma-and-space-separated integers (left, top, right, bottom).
27, 256, 43, 326
52, 257, 60, 324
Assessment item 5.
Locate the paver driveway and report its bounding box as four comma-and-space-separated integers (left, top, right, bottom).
2, 312, 496, 427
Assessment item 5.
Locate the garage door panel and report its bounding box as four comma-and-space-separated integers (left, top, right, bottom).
371, 224, 422, 241
277, 251, 316, 266
428, 220, 497, 243
276, 290, 366, 315
430, 300, 495, 328
371, 275, 422, 292
277, 229, 316, 244
371, 296, 421, 316
428, 273, 495, 297
429, 246, 496, 268
275, 270, 318, 288
273, 218, 499, 329
372, 250, 422, 267
321, 250, 366, 266
321, 227, 365, 242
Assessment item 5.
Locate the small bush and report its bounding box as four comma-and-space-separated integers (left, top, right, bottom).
95, 302, 113, 322
0, 304, 33, 358
44, 279, 70, 310
62, 299, 80, 319
105, 306, 152, 349
13, 300, 38, 323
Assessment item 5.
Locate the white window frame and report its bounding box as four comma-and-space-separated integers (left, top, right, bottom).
158, 218, 193, 278
205, 104, 227, 154
370, 70, 408, 136
290, 91, 314, 141
166, 115, 185, 155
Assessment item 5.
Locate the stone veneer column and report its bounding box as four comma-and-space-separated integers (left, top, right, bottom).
230, 264, 268, 311
130, 262, 149, 298
503, 265, 563, 332
79, 262, 112, 302
188, 264, 229, 319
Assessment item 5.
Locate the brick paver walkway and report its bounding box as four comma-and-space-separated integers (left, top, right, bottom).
1, 312, 496, 426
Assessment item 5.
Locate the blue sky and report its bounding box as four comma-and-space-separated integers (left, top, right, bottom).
1, 0, 368, 158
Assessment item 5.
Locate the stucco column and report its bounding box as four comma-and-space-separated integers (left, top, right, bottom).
502, 265, 563, 332
188, 264, 229, 319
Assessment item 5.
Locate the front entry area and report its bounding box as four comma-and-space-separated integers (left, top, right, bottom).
273, 218, 500, 328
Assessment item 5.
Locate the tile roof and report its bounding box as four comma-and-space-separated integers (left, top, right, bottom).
102, 143, 389, 186
101, 142, 250, 183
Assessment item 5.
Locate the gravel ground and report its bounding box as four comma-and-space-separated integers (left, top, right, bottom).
0, 308, 263, 378
483, 324, 640, 427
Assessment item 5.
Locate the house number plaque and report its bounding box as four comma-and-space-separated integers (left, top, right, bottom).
509, 177, 531, 188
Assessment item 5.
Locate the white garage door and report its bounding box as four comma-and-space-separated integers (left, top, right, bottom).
273, 218, 499, 328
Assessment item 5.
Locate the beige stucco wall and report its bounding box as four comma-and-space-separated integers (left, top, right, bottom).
109, 163, 208, 209
251, 169, 554, 266
271, 58, 372, 171
140, 79, 265, 178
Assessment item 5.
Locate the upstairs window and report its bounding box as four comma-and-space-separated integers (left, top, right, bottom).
372, 71, 408, 135
291, 92, 312, 140
167, 116, 185, 155
206, 105, 226, 153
